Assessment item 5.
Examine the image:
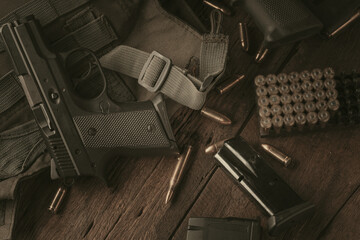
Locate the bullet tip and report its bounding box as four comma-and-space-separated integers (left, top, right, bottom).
205, 145, 216, 155
165, 190, 174, 205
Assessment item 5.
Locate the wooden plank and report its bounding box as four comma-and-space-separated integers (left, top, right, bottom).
318, 186, 360, 240
173, 112, 360, 240
13, 6, 298, 240
172, 169, 267, 240
172, 16, 360, 240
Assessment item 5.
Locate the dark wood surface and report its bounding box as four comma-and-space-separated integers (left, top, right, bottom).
14, 2, 360, 240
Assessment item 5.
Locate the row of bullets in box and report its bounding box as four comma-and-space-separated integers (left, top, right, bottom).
255, 68, 340, 135
254, 68, 336, 88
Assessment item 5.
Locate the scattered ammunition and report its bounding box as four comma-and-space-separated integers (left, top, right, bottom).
217, 75, 244, 94
205, 139, 227, 155
324, 78, 336, 89
306, 112, 318, 129
254, 75, 266, 87
328, 99, 340, 113
326, 89, 338, 100
288, 72, 300, 83
316, 100, 328, 111
267, 84, 278, 95
279, 84, 290, 95
271, 115, 283, 134
329, 9, 360, 37
312, 80, 324, 91
295, 113, 306, 131
269, 95, 280, 105
259, 107, 271, 118
258, 96, 269, 107
301, 81, 313, 92
311, 68, 323, 80
283, 114, 295, 132
255, 44, 269, 63
277, 73, 288, 84
203, 0, 232, 16
305, 101, 316, 113
315, 90, 326, 101
300, 70, 311, 81
281, 94, 292, 104
292, 93, 303, 103
282, 103, 293, 115
271, 104, 282, 116
290, 82, 302, 93
266, 74, 277, 85
49, 186, 67, 214
165, 145, 193, 204
200, 107, 232, 125
260, 117, 272, 135
261, 144, 292, 167
318, 110, 330, 128
303, 91, 315, 102
239, 22, 249, 52
256, 86, 268, 97
294, 102, 305, 114
323, 67, 335, 79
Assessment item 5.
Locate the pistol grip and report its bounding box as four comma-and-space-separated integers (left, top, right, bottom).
239, 0, 323, 48
70, 100, 177, 182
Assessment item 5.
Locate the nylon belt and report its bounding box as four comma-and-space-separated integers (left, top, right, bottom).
0, 71, 23, 115
100, 10, 229, 110
0, 0, 89, 52
52, 15, 117, 52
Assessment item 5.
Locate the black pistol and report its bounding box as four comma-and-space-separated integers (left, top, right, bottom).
0, 16, 178, 182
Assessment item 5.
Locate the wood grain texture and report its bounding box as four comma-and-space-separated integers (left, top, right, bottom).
172, 7, 360, 240
12, 1, 360, 240
318, 186, 360, 240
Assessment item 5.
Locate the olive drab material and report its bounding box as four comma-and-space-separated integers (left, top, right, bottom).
0, 0, 228, 239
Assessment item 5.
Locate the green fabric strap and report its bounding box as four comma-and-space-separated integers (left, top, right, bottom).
0, 0, 90, 52
0, 71, 23, 115
100, 10, 228, 110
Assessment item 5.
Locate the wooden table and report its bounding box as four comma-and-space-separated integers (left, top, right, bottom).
15, 2, 360, 240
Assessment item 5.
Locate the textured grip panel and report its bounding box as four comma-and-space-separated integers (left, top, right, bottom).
73, 110, 170, 148
257, 0, 312, 27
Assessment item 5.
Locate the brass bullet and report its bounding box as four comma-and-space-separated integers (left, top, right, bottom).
217, 75, 244, 94
205, 139, 228, 155
165, 145, 193, 204
203, 0, 232, 16
201, 107, 232, 125
49, 186, 67, 214
254, 44, 269, 63
261, 144, 292, 167
329, 9, 360, 37
239, 22, 249, 52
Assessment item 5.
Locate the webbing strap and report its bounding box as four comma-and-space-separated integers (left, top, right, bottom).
0, 71, 23, 115
52, 15, 117, 53
0, 0, 90, 52
100, 10, 228, 110
199, 10, 228, 91
100, 46, 208, 109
